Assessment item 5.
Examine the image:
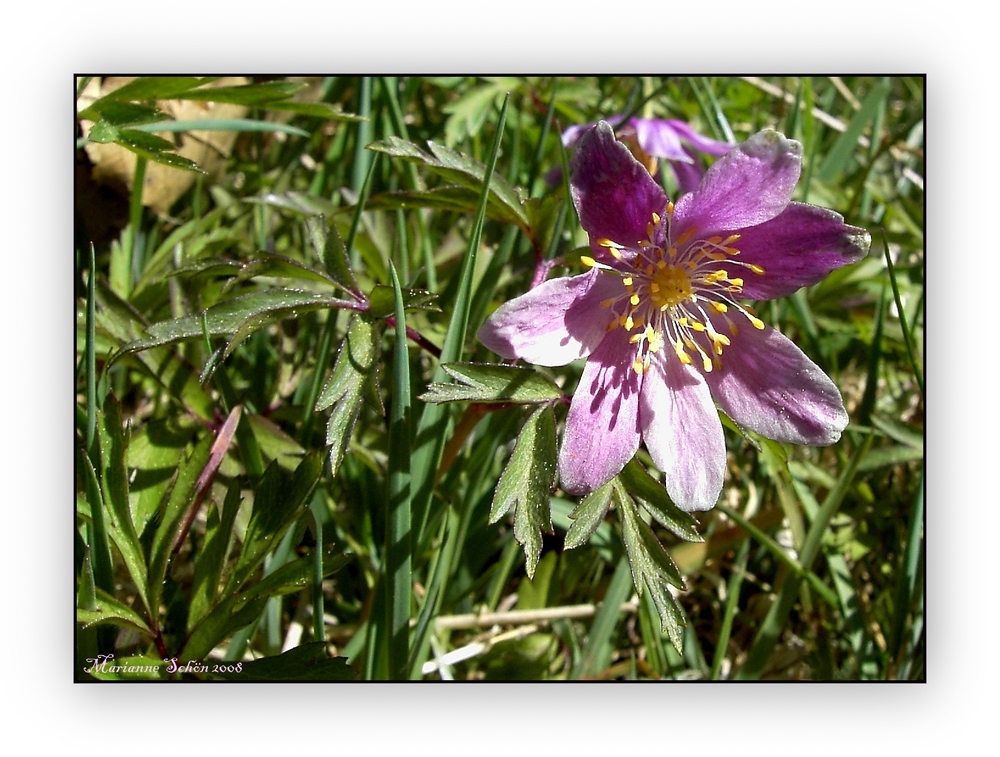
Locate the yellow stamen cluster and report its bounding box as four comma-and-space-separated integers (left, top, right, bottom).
584, 205, 767, 375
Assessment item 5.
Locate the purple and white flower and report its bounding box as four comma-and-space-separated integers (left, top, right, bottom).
479, 121, 870, 511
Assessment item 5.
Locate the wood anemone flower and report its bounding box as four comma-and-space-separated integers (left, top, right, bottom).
479, 121, 871, 511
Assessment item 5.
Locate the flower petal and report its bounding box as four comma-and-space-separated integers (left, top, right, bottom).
722, 202, 871, 300
629, 118, 690, 162
570, 121, 667, 251
706, 323, 848, 445
559, 329, 642, 495
662, 119, 733, 157
477, 270, 615, 366
640, 350, 725, 511
672, 129, 801, 237
669, 146, 708, 195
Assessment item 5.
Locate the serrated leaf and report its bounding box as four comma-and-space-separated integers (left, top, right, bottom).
616, 481, 686, 650
229, 454, 323, 592
489, 406, 557, 578
236, 546, 351, 607
111, 289, 356, 364
316, 315, 379, 477
564, 480, 614, 550
365, 186, 526, 228
305, 215, 359, 295
420, 362, 562, 405
367, 135, 527, 229
366, 285, 440, 319
617, 459, 704, 542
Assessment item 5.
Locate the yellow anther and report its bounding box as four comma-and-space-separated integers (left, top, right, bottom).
710, 302, 728, 314
729, 277, 743, 287
597, 238, 616, 248
629, 332, 643, 344
652, 212, 661, 226
691, 322, 706, 332
630, 294, 640, 306
676, 227, 697, 245
708, 236, 723, 244
622, 276, 633, 287
723, 234, 741, 245
748, 315, 766, 330
624, 315, 634, 330
666, 201, 675, 216
633, 358, 645, 375
581, 255, 596, 268
749, 264, 765, 275
702, 355, 713, 372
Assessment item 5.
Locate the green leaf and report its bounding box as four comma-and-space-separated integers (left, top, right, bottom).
564, 480, 614, 551
616, 481, 686, 651
420, 362, 563, 405
366, 285, 439, 319
128, 118, 310, 138
78, 100, 167, 126
146, 434, 214, 614
367, 135, 527, 229
316, 315, 380, 477
77, 588, 153, 638
617, 459, 704, 543
237, 546, 351, 608
365, 186, 526, 229
206, 643, 357, 681
489, 406, 557, 578
97, 397, 150, 611
263, 101, 365, 121
818, 78, 891, 182
111, 289, 357, 364
229, 454, 323, 592
176, 80, 306, 105
305, 215, 359, 295
188, 481, 242, 630
94, 76, 214, 102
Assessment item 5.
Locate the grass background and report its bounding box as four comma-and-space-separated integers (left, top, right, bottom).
74, 74, 923, 682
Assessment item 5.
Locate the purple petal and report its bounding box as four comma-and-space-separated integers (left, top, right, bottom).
477, 270, 616, 366
672, 129, 802, 237
640, 350, 725, 511
571, 121, 667, 250
559, 329, 642, 495
706, 323, 848, 445
629, 118, 691, 162
723, 202, 872, 300
664, 119, 733, 157
669, 145, 708, 195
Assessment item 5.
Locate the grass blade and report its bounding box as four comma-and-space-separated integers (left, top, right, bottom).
410, 92, 511, 547
385, 261, 413, 679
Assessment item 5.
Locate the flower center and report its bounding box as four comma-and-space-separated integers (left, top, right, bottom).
648, 263, 692, 309
582, 203, 767, 375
